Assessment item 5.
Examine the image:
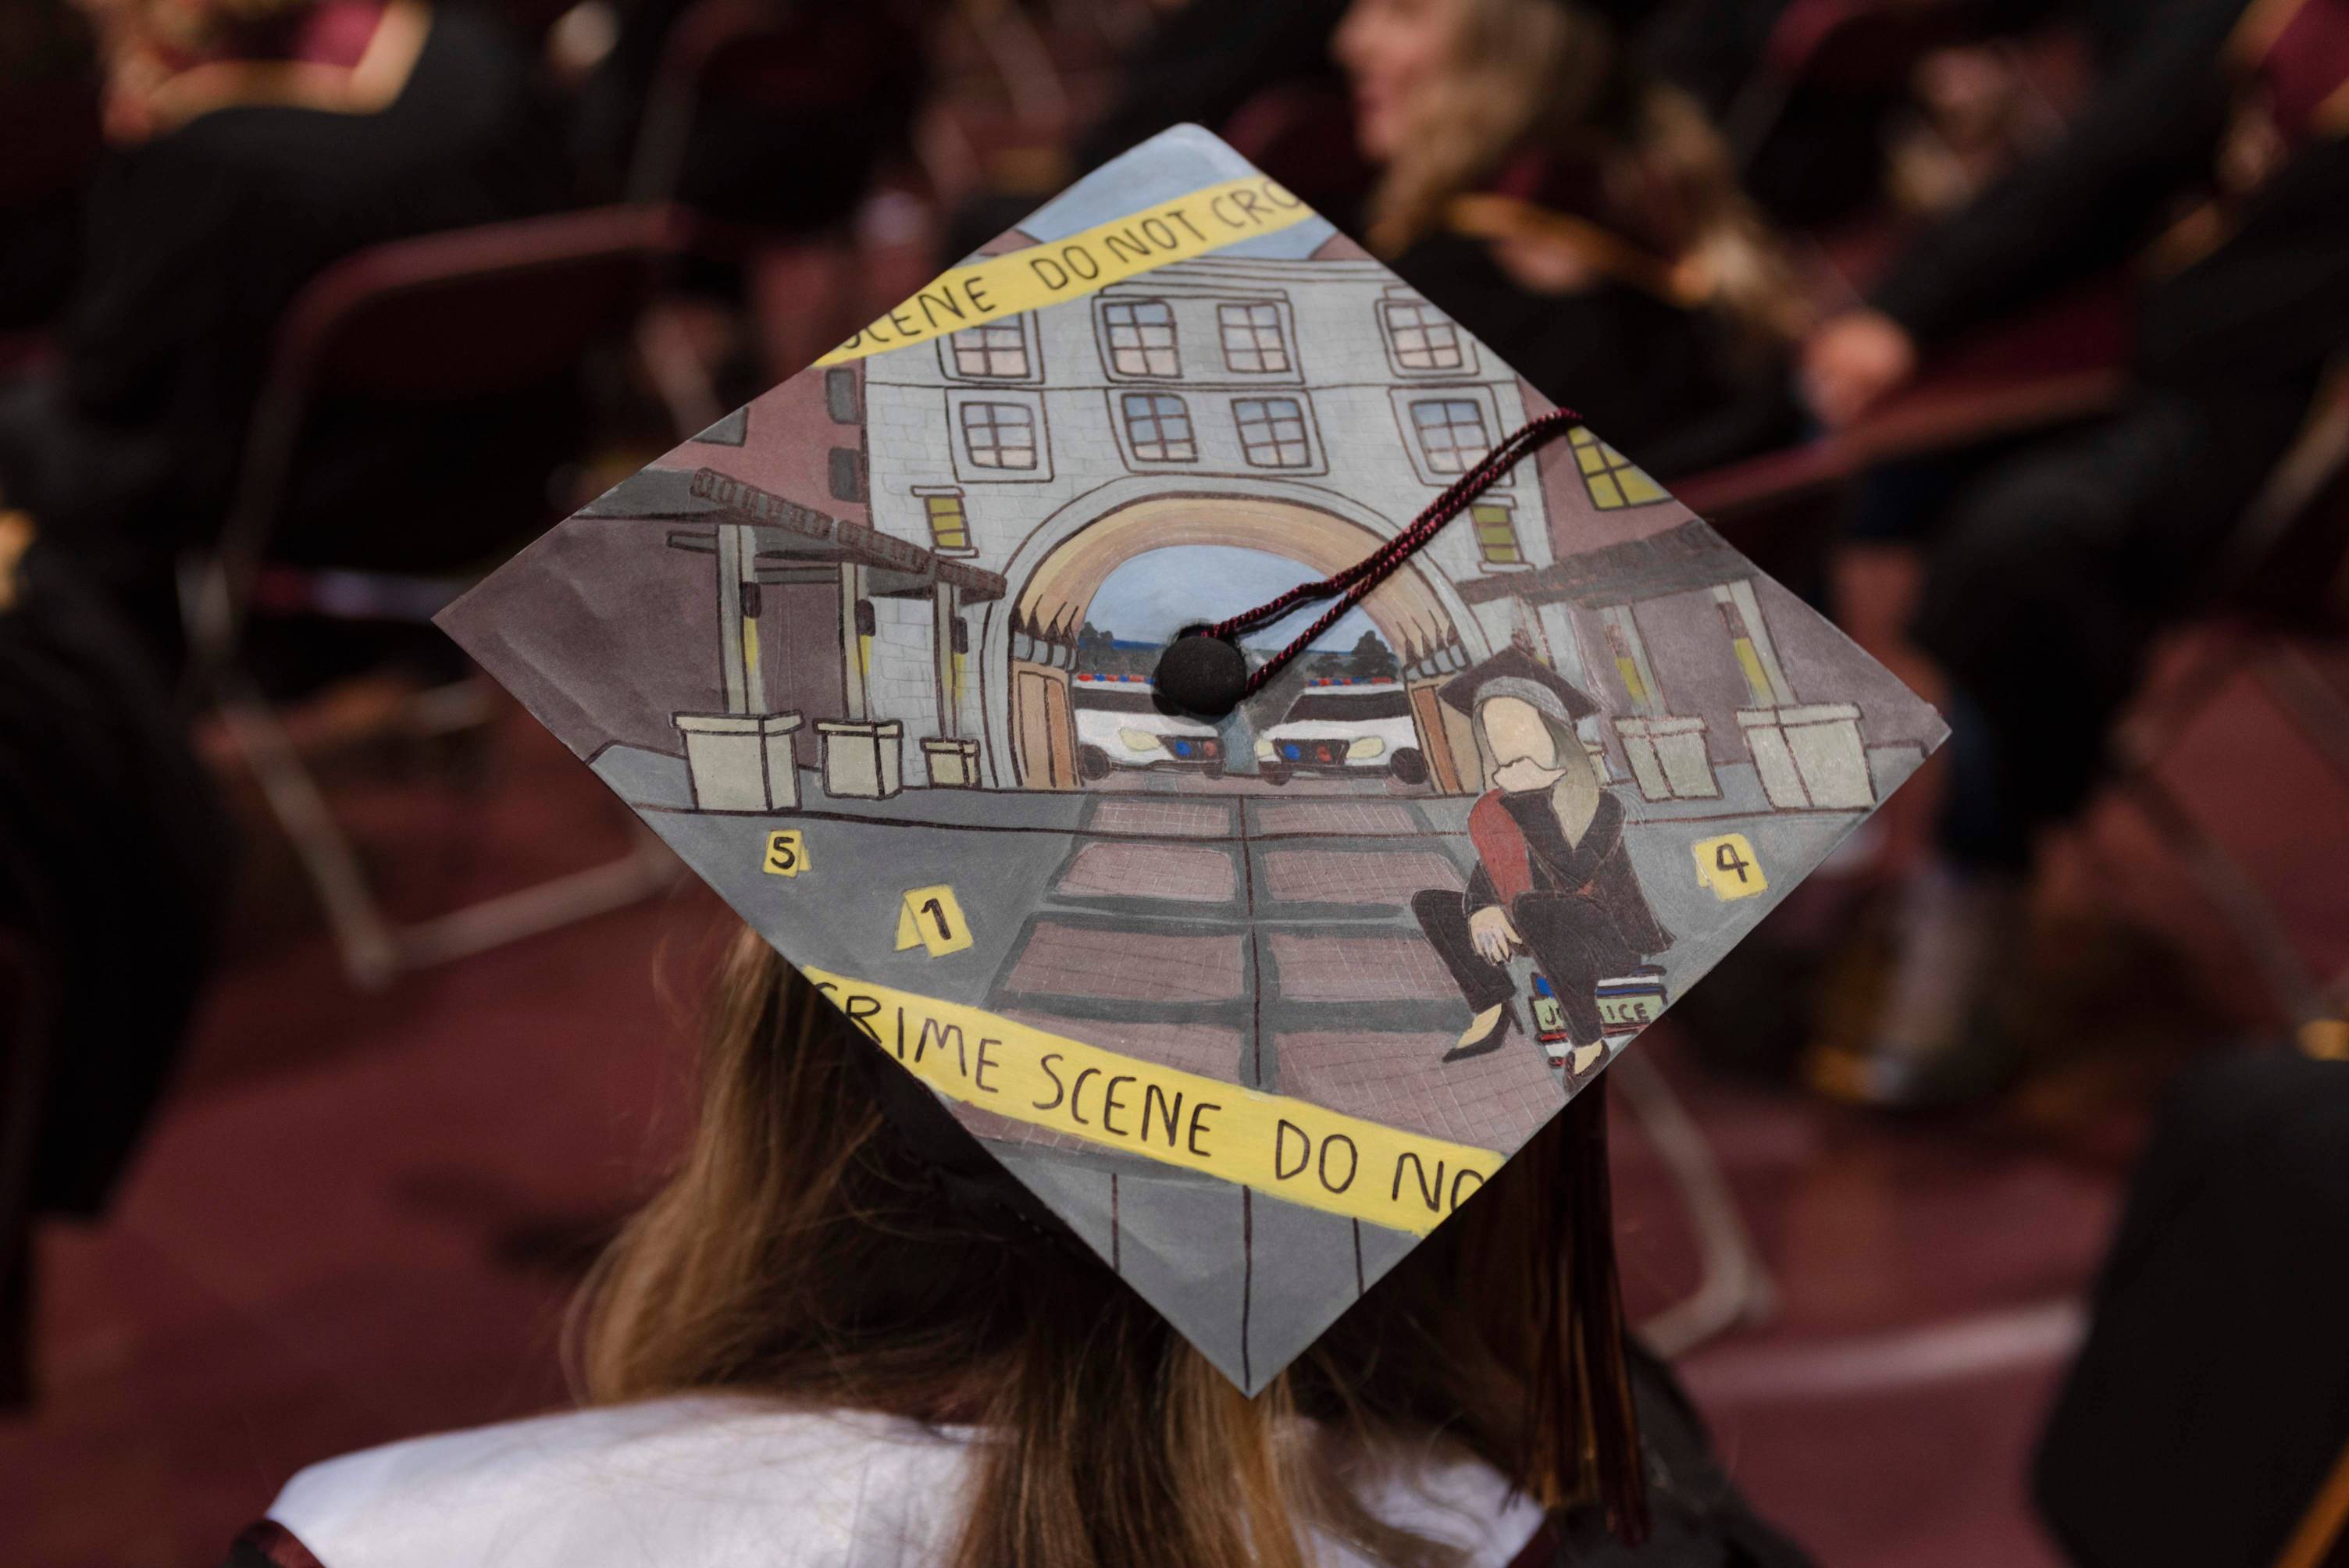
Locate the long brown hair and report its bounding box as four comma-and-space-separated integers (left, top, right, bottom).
1361, 0, 1805, 347
574, 928, 1645, 1566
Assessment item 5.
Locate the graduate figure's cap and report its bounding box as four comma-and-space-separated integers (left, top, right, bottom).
1438, 645, 1601, 725
440, 125, 1945, 1396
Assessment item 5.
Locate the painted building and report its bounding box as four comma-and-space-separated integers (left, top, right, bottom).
852, 251, 1595, 792
590, 250, 1934, 814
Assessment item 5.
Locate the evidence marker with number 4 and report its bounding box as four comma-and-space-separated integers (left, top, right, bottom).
1693, 833, 1766, 900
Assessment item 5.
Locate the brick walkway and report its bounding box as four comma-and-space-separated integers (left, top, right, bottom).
1056, 840, 1237, 902
1263, 847, 1463, 906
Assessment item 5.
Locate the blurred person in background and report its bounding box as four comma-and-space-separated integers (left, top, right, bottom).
2033, 1046, 2349, 1567
1335, 0, 1809, 479
0, 0, 102, 334
1, 0, 568, 1399
0, 0, 565, 660
2, 505, 233, 1408
222, 934, 1814, 1567
1798, 0, 2349, 1107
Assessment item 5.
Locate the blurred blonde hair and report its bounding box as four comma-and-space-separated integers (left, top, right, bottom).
1366, 0, 1805, 348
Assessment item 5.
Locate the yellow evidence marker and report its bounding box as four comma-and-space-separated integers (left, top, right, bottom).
762, 829, 807, 878
895, 884, 974, 957
1693, 833, 1766, 900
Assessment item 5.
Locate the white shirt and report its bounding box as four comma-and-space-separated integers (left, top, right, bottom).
269, 1395, 1550, 1567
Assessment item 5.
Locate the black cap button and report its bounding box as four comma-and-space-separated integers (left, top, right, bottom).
1154, 630, 1247, 719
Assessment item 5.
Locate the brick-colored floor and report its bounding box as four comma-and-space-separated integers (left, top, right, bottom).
1254, 800, 1425, 837
1085, 797, 1234, 839
1054, 840, 1238, 902
1265, 929, 1463, 1002
5, 637, 2344, 1566
1263, 846, 1464, 905
999, 919, 1249, 1003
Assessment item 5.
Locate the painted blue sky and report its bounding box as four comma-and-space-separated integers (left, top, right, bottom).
1086, 545, 1388, 653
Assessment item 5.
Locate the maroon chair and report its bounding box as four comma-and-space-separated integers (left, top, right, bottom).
2107, 379, 2349, 1040
624, 0, 932, 223
620, 0, 935, 428
185, 205, 688, 989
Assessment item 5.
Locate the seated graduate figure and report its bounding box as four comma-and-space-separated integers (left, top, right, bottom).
1410, 648, 1670, 1064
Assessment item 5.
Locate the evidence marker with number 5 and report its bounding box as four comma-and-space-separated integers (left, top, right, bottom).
762, 830, 807, 877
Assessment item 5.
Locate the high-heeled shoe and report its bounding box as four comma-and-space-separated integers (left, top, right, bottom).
1442, 1004, 1514, 1063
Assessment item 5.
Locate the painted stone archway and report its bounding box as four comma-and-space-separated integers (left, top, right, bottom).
979, 482, 1495, 792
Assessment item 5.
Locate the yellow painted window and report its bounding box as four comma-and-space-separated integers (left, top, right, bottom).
1716, 590, 1781, 705
1471, 502, 1522, 565
1570, 426, 1669, 509
925, 493, 971, 551
1605, 618, 1650, 705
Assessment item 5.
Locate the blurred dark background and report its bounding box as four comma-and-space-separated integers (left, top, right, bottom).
2, 0, 2346, 1563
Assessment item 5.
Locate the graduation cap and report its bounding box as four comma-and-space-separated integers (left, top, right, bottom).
440, 125, 1944, 1395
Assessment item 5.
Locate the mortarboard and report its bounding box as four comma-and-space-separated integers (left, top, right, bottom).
440, 125, 1944, 1395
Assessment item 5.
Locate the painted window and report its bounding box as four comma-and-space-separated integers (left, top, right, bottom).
1120, 392, 1197, 462
1100, 299, 1180, 376
960, 401, 1037, 469
1217, 301, 1291, 373
1381, 299, 1464, 370
1234, 397, 1311, 468
827, 446, 865, 503
1471, 501, 1522, 565
1410, 397, 1489, 473
1570, 425, 1670, 508
923, 491, 971, 551
950, 320, 1030, 378
1599, 605, 1665, 717
824, 367, 861, 422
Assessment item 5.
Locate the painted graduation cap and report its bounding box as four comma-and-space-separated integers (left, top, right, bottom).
441, 125, 1944, 1393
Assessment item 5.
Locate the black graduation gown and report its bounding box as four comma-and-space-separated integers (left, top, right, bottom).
0, 4, 569, 603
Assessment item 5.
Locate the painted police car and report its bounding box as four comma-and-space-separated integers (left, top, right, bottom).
1254, 679, 1427, 785
1072, 675, 1224, 779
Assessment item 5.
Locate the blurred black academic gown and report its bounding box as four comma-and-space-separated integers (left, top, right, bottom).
2035, 1051, 2349, 1568
1, 540, 233, 1221
0, 2, 569, 618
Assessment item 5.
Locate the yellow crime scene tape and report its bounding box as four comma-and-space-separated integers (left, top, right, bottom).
806, 968, 1505, 1235
814, 174, 1315, 367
